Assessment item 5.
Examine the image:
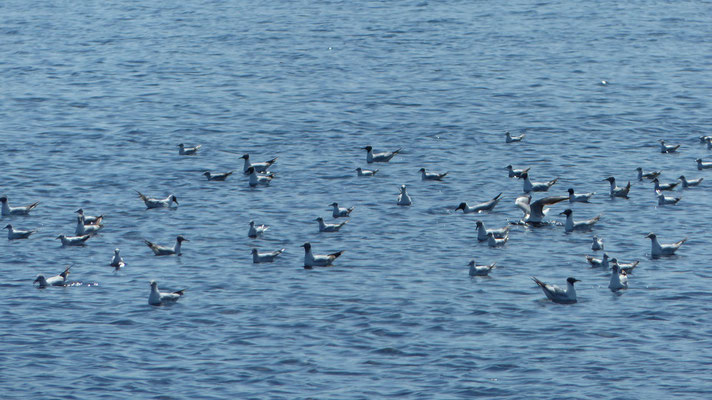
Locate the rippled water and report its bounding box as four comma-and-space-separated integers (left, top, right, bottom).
2, 0, 712, 398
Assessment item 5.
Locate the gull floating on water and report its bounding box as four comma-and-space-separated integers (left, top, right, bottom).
515, 194, 568, 225
110, 248, 125, 270
567, 188, 595, 203
363, 146, 401, 163
5, 224, 36, 240
475, 221, 509, 241
203, 171, 234, 181
487, 232, 508, 247
75, 215, 102, 236
301, 242, 344, 268
57, 234, 91, 246
519, 172, 558, 193
355, 167, 378, 176
456, 193, 503, 214
329, 202, 354, 218
603, 177, 631, 198
531, 276, 579, 304
505, 131, 525, 143
0, 196, 39, 216
560, 209, 601, 232
468, 259, 496, 276
178, 143, 201, 156
76, 208, 103, 225
419, 168, 448, 181
315, 217, 347, 232
678, 175, 703, 188
148, 280, 185, 306
608, 263, 628, 292
34, 266, 71, 288
397, 185, 412, 206
246, 167, 274, 187
611, 258, 639, 274
505, 165, 530, 178
592, 235, 604, 251
700, 135, 712, 143
696, 158, 712, 170
659, 140, 680, 153
240, 154, 278, 174
586, 253, 610, 269
646, 233, 686, 258
144, 235, 188, 256
652, 178, 678, 191
251, 248, 285, 263
248, 220, 269, 238
656, 190, 681, 206
135, 191, 178, 209
636, 167, 661, 181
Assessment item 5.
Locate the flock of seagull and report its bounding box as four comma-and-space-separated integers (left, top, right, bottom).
7, 133, 711, 305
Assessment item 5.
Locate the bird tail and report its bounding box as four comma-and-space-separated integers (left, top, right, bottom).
591, 215, 602, 224
531, 276, 544, 287
493, 192, 503, 201
347, 207, 355, 213
372, 169, 379, 175
135, 190, 148, 201
144, 239, 154, 248
61, 266, 71, 278
27, 201, 40, 210
585, 256, 595, 265
550, 178, 559, 186
330, 250, 345, 259
267, 157, 279, 165
676, 237, 688, 246
393, 148, 403, 155
173, 289, 186, 296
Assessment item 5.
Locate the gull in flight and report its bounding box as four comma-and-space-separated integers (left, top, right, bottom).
515, 194, 568, 226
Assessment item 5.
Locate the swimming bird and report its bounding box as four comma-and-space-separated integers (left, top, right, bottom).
148, 280, 185, 306
315, 217, 347, 232
355, 167, 378, 176
0, 196, 39, 216
75, 208, 103, 225
636, 167, 661, 181
178, 143, 201, 155
706, 137, 712, 150
75, 215, 102, 236
397, 185, 412, 206
611, 258, 639, 274
240, 154, 278, 174
456, 193, 503, 214
505, 165, 530, 178
567, 188, 595, 203
301, 242, 344, 268
363, 146, 401, 163
5, 224, 36, 240
699, 135, 712, 143
560, 209, 601, 232
592, 236, 604, 251
468, 259, 496, 276
646, 233, 686, 257
144, 235, 188, 256
475, 221, 509, 241
519, 172, 558, 193
603, 177, 631, 198
251, 248, 285, 263
419, 168, 448, 181
652, 178, 678, 191
34, 266, 71, 288
515, 194, 569, 225
531, 276, 579, 304
505, 131, 525, 143
135, 191, 178, 209
246, 167, 273, 187
330, 202, 354, 218
608, 264, 628, 292
656, 190, 681, 206
248, 221, 269, 238
696, 158, 712, 170
110, 248, 125, 270
487, 232, 508, 247
203, 171, 233, 181
659, 140, 680, 153
57, 234, 91, 246
586, 253, 610, 269
678, 175, 703, 188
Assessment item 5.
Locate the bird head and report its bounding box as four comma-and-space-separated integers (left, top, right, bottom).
362, 146, 373, 152
240, 154, 249, 159
559, 209, 573, 216
519, 172, 529, 179
645, 233, 656, 239
246, 167, 255, 174
0, 196, 7, 203
418, 168, 426, 172
176, 235, 188, 242
566, 277, 580, 285
171, 195, 179, 204
505, 165, 513, 170
603, 177, 615, 183
3, 224, 11, 230
301, 242, 312, 251
567, 188, 575, 195
475, 221, 484, 228
455, 202, 467, 211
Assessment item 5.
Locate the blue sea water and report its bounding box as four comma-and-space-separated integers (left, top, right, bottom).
2, 0, 712, 398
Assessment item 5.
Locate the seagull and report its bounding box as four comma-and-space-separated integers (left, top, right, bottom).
678, 175, 703, 188
611, 258, 639, 274
646, 233, 686, 257
659, 140, 680, 153
110, 248, 125, 270
148, 280, 185, 306
656, 190, 681, 206
592, 236, 604, 251
177, 143, 201, 155
608, 264, 628, 292
397, 185, 412, 206
4, 224, 36, 240
531, 277, 579, 304
75, 215, 102, 236
75, 208, 103, 225
456, 193, 503, 214
487, 232, 508, 247
57, 234, 91, 246
505, 165, 530, 178
475, 221, 509, 241
248, 221, 269, 238
519, 172, 558, 193
419, 168, 448, 181
135, 191, 178, 209
363, 146, 401, 163
706, 137, 712, 150
468, 259, 496, 276
636, 167, 661, 181
315, 217, 347, 232
515, 194, 568, 225
251, 248, 285, 263
0, 196, 39, 216
355, 167, 378, 176
301, 242, 344, 268
246, 167, 273, 187
699, 135, 712, 143
505, 131, 525, 143
203, 171, 233, 181
567, 188, 595, 203
240, 154, 277, 174
603, 177, 631, 198
144, 235, 188, 256
652, 178, 678, 191
560, 209, 601, 233
697, 158, 712, 170
329, 202, 354, 218
34, 266, 71, 288
586, 253, 610, 269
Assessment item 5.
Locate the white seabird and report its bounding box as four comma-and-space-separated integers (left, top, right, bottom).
519, 172, 558, 193
592, 235, 604, 251
560, 209, 601, 233
505, 165, 530, 178
652, 178, 678, 191
240, 154, 278, 174
75, 215, 102, 236
110, 248, 125, 270
397, 185, 412, 206
475, 221, 509, 242
515, 194, 568, 226
135, 191, 178, 209
531, 276, 579, 304
659, 140, 680, 153
468, 259, 496, 276
0, 196, 39, 216
75, 208, 103, 225
301, 242, 344, 268
363, 146, 402, 163
5, 224, 36, 240
34, 266, 71, 288
646, 233, 686, 258
656, 190, 681, 206
148, 280, 185, 306
611, 258, 639, 274
57, 234, 91, 246
315, 217, 347, 232
419, 168, 448, 181
251, 248, 285, 263
355, 167, 378, 176
329, 202, 354, 218
678, 175, 703, 188
246, 167, 274, 187
603, 177, 631, 198
487, 232, 508, 247
177, 143, 201, 156
455, 193, 503, 214
636, 167, 661, 181
608, 264, 628, 292
567, 188, 595, 203
144, 235, 188, 256
696, 158, 712, 170
203, 171, 234, 181
699, 135, 712, 143
248, 221, 269, 238
505, 131, 525, 143
586, 253, 610, 269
